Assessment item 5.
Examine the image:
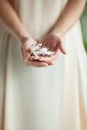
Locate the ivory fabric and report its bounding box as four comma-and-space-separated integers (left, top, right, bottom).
0, 0, 87, 130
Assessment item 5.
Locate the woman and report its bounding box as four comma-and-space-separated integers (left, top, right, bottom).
0, 0, 87, 130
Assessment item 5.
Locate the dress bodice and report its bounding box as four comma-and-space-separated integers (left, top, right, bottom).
11, 0, 68, 39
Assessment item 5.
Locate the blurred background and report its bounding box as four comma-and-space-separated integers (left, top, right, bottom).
81, 3, 87, 52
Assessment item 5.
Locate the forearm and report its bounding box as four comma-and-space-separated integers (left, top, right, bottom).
52, 0, 86, 37
0, 0, 30, 41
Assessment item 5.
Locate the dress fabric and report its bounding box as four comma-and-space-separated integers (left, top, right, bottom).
0, 0, 87, 130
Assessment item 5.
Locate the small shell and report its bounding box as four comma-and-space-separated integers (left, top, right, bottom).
39, 47, 48, 54
30, 42, 55, 57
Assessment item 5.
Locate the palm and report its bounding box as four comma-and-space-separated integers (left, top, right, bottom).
42, 34, 61, 52
21, 37, 50, 67
37, 33, 66, 63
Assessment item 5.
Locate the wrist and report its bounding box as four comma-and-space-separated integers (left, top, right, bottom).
52, 24, 66, 37
15, 25, 31, 43
53, 32, 62, 38
52, 29, 64, 37
49, 32, 65, 45
18, 31, 31, 43
52, 32, 63, 42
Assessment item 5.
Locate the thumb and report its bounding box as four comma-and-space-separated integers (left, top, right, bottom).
59, 43, 66, 55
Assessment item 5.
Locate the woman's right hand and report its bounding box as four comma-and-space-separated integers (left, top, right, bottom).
21, 36, 51, 67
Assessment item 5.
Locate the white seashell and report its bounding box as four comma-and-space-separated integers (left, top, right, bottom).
32, 51, 40, 56
39, 47, 48, 54
38, 43, 43, 47
30, 42, 55, 57
35, 45, 40, 50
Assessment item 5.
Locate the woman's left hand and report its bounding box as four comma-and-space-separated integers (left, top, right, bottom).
33, 33, 66, 64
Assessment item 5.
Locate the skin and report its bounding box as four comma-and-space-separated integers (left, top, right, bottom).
0, 0, 86, 67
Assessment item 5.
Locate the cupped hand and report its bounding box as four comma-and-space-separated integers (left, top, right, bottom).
34, 33, 66, 63
21, 36, 52, 67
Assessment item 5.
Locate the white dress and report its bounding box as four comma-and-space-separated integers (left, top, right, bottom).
0, 0, 87, 130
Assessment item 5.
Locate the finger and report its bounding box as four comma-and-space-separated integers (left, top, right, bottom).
21, 47, 27, 58
25, 58, 48, 67
29, 55, 40, 60
59, 44, 66, 54
21, 47, 24, 59
25, 59, 49, 67
21, 47, 28, 62
22, 48, 29, 63
22, 48, 31, 60
38, 51, 58, 63
29, 53, 57, 64
32, 59, 54, 65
